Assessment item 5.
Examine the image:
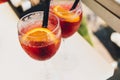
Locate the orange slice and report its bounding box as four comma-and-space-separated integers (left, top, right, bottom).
53, 5, 80, 22
22, 28, 56, 42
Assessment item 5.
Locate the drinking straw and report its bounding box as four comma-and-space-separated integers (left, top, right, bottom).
42, 0, 51, 28
70, 0, 79, 10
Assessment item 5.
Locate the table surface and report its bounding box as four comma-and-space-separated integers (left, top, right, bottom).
0, 2, 114, 80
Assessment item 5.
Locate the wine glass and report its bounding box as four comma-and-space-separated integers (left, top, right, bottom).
17, 11, 62, 79
50, 0, 83, 71
50, 0, 83, 38
17, 11, 61, 61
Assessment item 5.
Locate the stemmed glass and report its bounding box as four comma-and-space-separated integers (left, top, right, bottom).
17, 11, 62, 79
50, 0, 83, 70
17, 11, 61, 61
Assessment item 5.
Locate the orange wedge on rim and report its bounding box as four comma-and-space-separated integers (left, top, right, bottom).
22, 28, 56, 42
53, 5, 80, 22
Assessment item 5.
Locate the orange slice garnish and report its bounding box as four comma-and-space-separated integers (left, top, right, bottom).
22, 28, 56, 42
53, 6, 80, 22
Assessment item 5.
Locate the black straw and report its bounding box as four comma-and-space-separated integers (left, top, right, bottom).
42, 0, 51, 28
70, 0, 80, 10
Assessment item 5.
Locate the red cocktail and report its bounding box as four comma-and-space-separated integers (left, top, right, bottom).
18, 12, 61, 61
0, 0, 7, 4
50, 0, 82, 38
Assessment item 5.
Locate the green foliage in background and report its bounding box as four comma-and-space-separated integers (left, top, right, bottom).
78, 17, 93, 46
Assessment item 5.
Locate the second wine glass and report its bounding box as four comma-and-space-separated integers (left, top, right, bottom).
50, 0, 83, 38
50, 0, 83, 71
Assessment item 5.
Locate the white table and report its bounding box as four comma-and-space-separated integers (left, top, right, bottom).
0, 2, 114, 80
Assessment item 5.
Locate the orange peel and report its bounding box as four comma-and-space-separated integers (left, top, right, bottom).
22, 28, 56, 42
53, 6, 80, 22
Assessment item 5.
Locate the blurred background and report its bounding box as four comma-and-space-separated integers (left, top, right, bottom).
80, 2, 120, 79
80, 2, 120, 63
0, 0, 120, 79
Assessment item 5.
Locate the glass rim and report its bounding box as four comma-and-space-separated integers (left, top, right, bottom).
17, 11, 60, 36
50, 0, 82, 13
